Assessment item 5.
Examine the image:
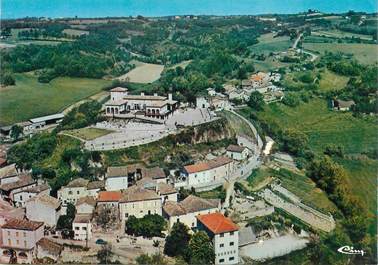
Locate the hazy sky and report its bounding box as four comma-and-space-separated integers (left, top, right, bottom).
2, 0, 377, 19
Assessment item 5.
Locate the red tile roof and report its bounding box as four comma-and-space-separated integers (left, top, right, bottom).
184, 156, 233, 174
2, 218, 44, 231
97, 191, 122, 202
110, 87, 128, 92
197, 212, 238, 234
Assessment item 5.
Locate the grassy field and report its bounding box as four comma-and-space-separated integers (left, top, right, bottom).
251, 33, 292, 55
0, 73, 111, 126
283, 69, 349, 92
117, 62, 164, 83
246, 167, 337, 213
256, 98, 378, 154
252, 58, 290, 72
318, 70, 349, 91
242, 98, 378, 215
63, 128, 114, 140
312, 29, 373, 41
303, 42, 378, 65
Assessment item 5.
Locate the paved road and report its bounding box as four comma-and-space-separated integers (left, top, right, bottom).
292, 33, 303, 49
223, 110, 263, 209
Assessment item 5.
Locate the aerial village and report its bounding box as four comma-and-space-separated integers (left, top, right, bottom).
0, 68, 338, 264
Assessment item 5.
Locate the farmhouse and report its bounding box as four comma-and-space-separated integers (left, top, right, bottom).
197, 212, 239, 265
1, 219, 44, 264
182, 157, 234, 187
105, 165, 144, 191
25, 194, 61, 227
13, 184, 50, 208
136, 178, 178, 203
76, 196, 96, 215
119, 185, 162, 220
104, 88, 179, 120
0, 174, 37, 204
226, 145, 250, 161
97, 191, 122, 207
163, 195, 220, 229
73, 214, 93, 241
333, 99, 355, 111
57, 178, 89, 207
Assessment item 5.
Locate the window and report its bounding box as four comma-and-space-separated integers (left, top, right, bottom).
16, 240, 19, 245
16, 232, 19, 237
220, 243, 224, 248
125, 213, 129, 218
75, 227, 80, 230
229, 257, 235, 261
82, 227, 87, 231
68, 191, 73, 195
220, 233, 224, 237
7, 231, 10, 236
77, 191, 80, 195
230, 242, 234, 246
219, 259, 224, 263
7, 239, 11, 246
23, 232, 26, 237
20, 195, 23, 200
230, 231, 234, 236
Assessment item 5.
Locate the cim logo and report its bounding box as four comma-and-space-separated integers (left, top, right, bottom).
337, 246, 364, 256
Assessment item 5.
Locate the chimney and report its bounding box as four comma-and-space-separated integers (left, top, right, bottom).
168, 93, 173, 101
141, 92, 145, 96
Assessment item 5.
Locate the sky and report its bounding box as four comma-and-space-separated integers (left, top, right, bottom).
1, 0, 377, 19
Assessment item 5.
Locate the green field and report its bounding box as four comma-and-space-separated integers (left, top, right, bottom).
246, 167, 337, 213
242, 98, 378, 215
256, 98, 378, 154
250, 33, 292, 55
0, 73, 111, 126
312, 29, 373, 41
63, 128, 114, 140
318, 70, 349, 91
303, 42, 378, 65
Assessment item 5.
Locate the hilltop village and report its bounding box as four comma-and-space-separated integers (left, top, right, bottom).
0, 10, 377, 265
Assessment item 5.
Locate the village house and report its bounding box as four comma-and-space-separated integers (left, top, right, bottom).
136, 178, 178, 203
226, 145, 250, 161
72, 214, 92, 241
57, 178, 89, 207
119, 185, 162, 221
25, 194, 61, 227
13, 184, 50, 208
0, 164, 20, 186
0, 174, 36, 205
1, 219, 44, 264
197, 212, 239, 265
35, 238, 63, 262
333, 99, 355, 111
97, 191, 122, 207
181, 157, 234, 188
0, 199, 25, 250
86, 180, 104, 197
76, 196, 96, 215
145, 167, 167, 184
105, 164, 146, 191
196, 97, 211, 109
163, 195, 220, 229
104, 88, 179, 120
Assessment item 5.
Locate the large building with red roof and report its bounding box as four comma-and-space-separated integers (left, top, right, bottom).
197, 212, 239, 265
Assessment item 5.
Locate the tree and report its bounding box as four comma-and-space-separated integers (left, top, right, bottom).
164, 222, 191, 258
57, 203, 76, 230
247, 91, 265, 111
125, 214, 166, 238
10, 125, 23, 140
96, 205, 118, 229
188, 231, 215, 265
136, 253, 168, 265
97, 244, 113, 264
281, 129, 308, 155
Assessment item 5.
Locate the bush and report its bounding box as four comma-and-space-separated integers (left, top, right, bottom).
282, 92, 301, 107
125, 214, 166, 238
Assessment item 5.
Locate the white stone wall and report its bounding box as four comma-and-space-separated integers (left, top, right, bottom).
105, 177, 128, 191
214, 231, 239, 264
76, 203, 95, 215
14, 189, 50, 208
26, 201, 60, 227
119, 199, 162, 220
